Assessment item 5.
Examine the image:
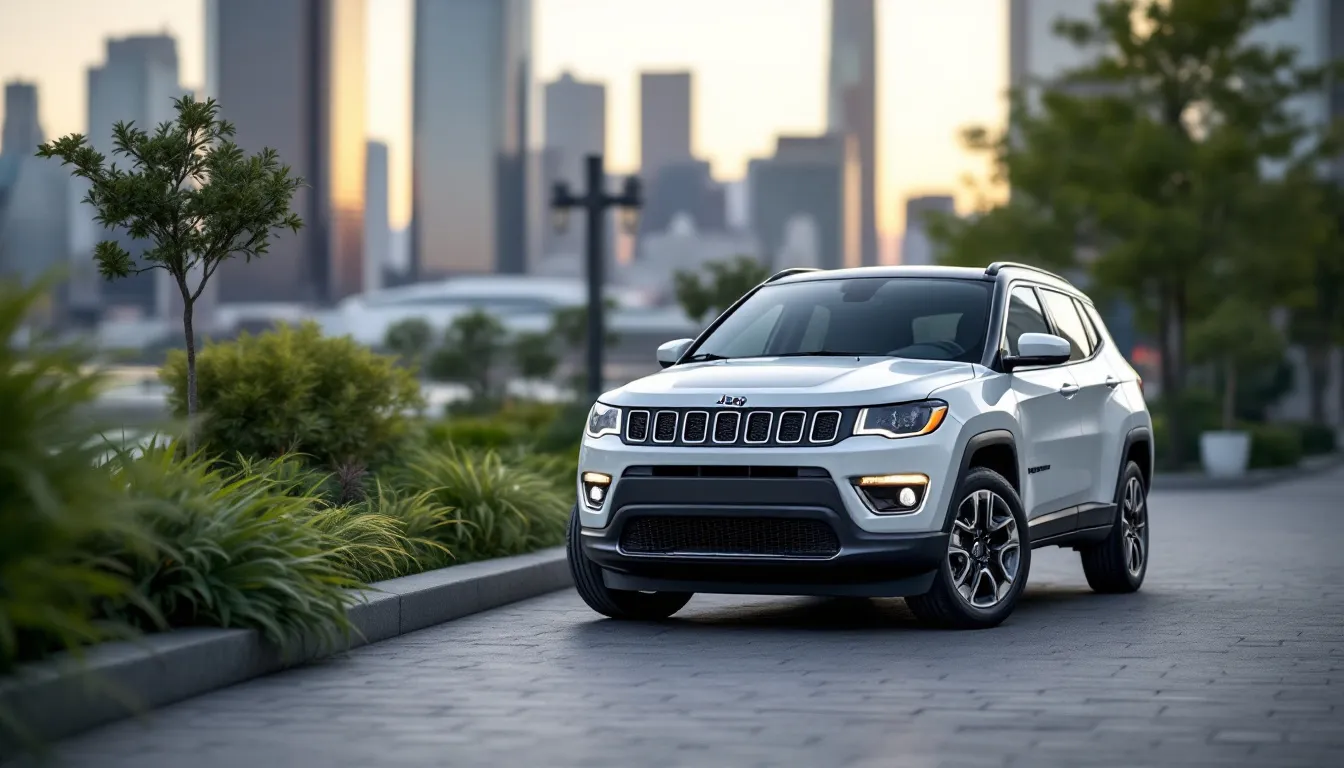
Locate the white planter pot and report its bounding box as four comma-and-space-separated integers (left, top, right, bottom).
1200, 430, 1251, 478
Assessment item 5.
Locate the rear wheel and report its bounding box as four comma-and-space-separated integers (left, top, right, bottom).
566, 504, 693, 620
1079, 461, 1148, 593
905, 468, 1031, 630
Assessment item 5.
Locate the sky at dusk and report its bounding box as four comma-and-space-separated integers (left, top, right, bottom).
0, 0, 1007, 238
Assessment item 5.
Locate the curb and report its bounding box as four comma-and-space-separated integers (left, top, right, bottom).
1151, 453, 1343, 491
0, 547, 570, 758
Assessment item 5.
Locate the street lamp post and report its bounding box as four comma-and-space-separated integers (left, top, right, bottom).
550, 154, 642, 403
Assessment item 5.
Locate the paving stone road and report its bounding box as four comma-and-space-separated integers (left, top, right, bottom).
19, 467, 1344, 768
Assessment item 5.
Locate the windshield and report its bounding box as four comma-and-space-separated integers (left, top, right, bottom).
688, 277, 993, 364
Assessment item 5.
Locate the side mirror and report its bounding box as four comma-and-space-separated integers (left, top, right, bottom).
1003, 332, 1071, 371
656, 338, 694, 369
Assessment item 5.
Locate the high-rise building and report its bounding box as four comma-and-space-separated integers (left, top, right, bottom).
79, 35, 184, 316
0, 81, 66, 286
1, 82, 41, 156
542, 71, 605, 261
899, 195, 956, 266
1008, 0, 1113, 108
639, 72, 693, 182
748, 135, 860, 271
364, 141, 389, 294
207, 0, 367, 305
413, 0, 532, 277
826, 0, 878, 267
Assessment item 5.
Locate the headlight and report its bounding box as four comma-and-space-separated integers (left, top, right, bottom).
585, 402, 622, 438
853, 400, 948, 439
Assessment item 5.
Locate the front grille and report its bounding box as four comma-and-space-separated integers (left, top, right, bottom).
653, 411, 678, 443
620, 516, 841, 558
619, 407, 854, 448
682, 411, 709, 443
626, 411, 650, 442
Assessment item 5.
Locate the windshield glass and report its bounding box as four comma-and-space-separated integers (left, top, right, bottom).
688, 277, 992, 364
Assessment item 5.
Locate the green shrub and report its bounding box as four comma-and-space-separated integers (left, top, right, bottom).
1246, 423, 1303, 469
1285, 422, 1337, 456
313, 481, 457, 581
389, 446, 568, 562
161, 321, 424, 469
0, 280, 150, 676
102, 446, 362, 652
426, 416, 528, 452
1152, 388, 1220, 471
532, 401, 589, 455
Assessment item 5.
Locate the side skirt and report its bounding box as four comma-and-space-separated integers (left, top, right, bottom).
1027, 503, 1117, 549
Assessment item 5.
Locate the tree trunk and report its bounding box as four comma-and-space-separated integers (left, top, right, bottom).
183, 296, 198, 451
1222, 360, 1237, 432
1306, 343, 1329, 424
1157, 284, 1188, 466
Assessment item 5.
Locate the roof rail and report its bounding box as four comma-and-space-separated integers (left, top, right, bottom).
984, 261, 1069, 282
764, 267, 821, 283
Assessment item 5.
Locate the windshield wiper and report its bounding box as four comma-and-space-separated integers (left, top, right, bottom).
682, 352, 732, 363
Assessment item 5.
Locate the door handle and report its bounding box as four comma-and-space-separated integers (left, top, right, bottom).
1059, 383, 1079, 398
1104, 376, 1120, 389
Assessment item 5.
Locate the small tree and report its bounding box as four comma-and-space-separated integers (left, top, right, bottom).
673, 255, 770, 324
512, 331, 559, 383
426, 309, 508, 401
384, 317, 434, 368
1188, 298, 1285, 432
37, 96, 303, 434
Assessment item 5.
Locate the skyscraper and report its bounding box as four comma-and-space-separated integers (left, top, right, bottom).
639, 71, 693, 182
1, 82, 41, 156
207, 0, 367, 304
826, 0, 878, 267
80, 35, 183, 316
413, 0, 533, 277
364, 141, 390, 294
748, 135, 860, 271
1008, 0, 1109, 103
900, 195, 956, 266
543, 71, 605, 260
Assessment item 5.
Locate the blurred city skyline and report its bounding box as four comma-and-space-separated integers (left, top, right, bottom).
0, 0, 1007, 238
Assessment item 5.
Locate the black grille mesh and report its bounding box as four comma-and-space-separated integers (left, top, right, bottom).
811, 411, 840, 442
620, 516, 841, 557
654, 412, 678, 442
683, 412, 709, 442
745, 412, 773, 442
777, 412, 806, 443
713, 412, 741, 442
626, 411, 649, 442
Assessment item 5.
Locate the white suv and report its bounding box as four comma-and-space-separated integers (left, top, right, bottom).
567, 263, 1153, 629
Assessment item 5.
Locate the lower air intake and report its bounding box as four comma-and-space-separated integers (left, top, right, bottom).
619, 516, 841, 558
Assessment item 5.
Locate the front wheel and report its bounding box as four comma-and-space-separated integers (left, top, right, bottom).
1079, 461, 1148, 593
905, 468, 1031, 630
566, 505, 692, 620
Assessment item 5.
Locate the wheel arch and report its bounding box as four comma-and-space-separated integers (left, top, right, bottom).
942, 429, 1020, 534
1120, 426, 1153, 492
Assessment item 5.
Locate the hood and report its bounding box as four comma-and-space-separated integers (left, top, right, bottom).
602, 356, 978, 409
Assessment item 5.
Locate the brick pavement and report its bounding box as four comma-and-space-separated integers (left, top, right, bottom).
14, 468, 1344, 768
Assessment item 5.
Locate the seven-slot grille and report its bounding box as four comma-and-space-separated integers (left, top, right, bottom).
621, 408, 851, 447
619, 516, 841, 558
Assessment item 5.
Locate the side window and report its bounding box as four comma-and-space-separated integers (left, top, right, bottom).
1039, 290, 1093, 361
1003, 286, 1051, 356
1074, 298, 1100, 351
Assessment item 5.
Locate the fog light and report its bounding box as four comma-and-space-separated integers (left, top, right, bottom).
853, 473, 928, 514
581, 472, 612, 510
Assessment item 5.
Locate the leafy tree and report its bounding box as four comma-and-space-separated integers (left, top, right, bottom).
37, 96, 303, 435
512, 331, 559, 383
928, 0, 1331, 466
673, 255, 771, 324
1286, 178, 1344, 422
426, 309, 508, 401
384, 317, 434, 368
1187, 298, 1285, 431
551, 300, 619, 349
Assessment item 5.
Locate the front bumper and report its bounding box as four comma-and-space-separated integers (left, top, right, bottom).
578, 472, 949, 598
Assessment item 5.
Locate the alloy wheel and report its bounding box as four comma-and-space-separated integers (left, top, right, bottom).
948, 489, 1021, 609
1121, 476, 1147, 577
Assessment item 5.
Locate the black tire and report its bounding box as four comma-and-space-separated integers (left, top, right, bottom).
566, 504, 693, 620
1080, 461, 1148, 594
905, 468, 1031, 630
